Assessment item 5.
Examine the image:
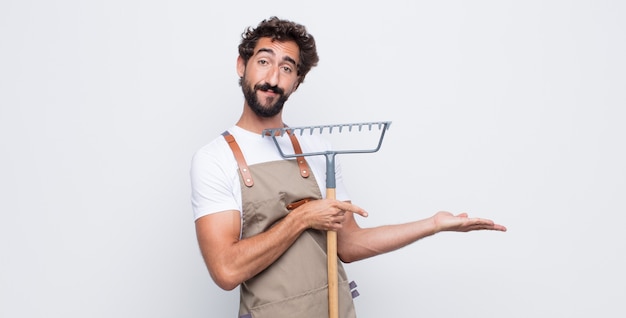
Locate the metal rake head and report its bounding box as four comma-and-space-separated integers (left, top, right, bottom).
263, 121, 392, 137
262, 121, 392, 158
263, 121, 392, 189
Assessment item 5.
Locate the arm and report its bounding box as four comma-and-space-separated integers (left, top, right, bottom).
336, 209, 507, 263
195, 200, 368, 290
195, 209, 306, 290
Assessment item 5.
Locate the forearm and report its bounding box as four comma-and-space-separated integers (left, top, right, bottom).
197, 211, 308, 290
337, 217, 438, 263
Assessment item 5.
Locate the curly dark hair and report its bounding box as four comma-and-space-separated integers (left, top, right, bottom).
238, 16, 319, 85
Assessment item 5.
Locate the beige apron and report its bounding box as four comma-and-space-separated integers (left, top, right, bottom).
222, 131, 358, 318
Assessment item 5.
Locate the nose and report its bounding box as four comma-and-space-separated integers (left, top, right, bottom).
265, 66, 280, 87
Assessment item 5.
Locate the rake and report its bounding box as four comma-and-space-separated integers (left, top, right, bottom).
263, 121, 392, 318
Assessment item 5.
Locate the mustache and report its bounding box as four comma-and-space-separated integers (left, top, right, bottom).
255, 83, 284, 95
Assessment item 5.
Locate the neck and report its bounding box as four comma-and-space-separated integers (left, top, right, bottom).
236, 107, 284, 134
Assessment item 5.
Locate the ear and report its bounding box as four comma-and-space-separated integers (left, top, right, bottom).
237, 56, 245, 78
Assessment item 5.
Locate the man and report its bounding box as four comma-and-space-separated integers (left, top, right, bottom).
190, 16, 507, 318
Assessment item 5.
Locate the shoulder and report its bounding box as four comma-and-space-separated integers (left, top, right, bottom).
190, 129, 239, 183
192, 133, 231, 167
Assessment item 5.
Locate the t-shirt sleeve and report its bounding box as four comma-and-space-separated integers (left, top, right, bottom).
190, 142, 240, 220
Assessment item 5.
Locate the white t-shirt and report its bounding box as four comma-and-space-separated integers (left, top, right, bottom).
190, 125, 351, 221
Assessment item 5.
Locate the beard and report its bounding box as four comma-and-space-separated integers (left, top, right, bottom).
241, 77, 290, 118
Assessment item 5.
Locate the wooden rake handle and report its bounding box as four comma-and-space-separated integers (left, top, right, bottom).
327, 188, 339, 318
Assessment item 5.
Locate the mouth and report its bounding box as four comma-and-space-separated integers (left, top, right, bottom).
256, 83, 285, 96
260, 89, 278, 96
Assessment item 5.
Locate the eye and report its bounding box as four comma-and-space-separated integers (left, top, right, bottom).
282, 66, 293, 73
258, 59, 268, 65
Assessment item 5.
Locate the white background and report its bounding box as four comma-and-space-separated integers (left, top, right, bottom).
1, 0, 624, 317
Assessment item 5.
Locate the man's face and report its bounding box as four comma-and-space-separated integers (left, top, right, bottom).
239, 37, 300, 118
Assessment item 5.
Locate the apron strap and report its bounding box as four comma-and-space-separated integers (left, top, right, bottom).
286, 130, 311, 178
222, 131, 254, 187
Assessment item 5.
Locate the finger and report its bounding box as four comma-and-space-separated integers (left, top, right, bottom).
328, 218, 344, 230
336, 201, 368, 218
470, 218, 506, 231
349, 208, 368, 218
469, 218, 495, 226
467, 221, 506, 232
493, 224, 507, 231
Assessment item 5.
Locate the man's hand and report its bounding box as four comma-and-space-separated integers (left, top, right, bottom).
292, 199, 368, 231
432, 211, 507, 233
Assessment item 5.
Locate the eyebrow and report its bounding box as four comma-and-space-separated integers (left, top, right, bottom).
256, 48, 297, 66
